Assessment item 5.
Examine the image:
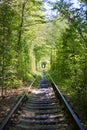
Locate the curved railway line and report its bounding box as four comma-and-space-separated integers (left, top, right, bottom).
0, 74, 85, 130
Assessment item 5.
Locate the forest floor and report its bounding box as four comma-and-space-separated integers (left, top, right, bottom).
0, 87, 25, 126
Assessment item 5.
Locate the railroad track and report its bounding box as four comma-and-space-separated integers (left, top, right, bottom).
0, 75, 85, 130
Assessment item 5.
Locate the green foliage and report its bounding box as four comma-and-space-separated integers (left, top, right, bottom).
0, 0, 87, 125
47, 0, 87, 123
0, 0, 45, 97
23, 73, 35, 82
32, 74, 41, 87
48, 0, 87, 91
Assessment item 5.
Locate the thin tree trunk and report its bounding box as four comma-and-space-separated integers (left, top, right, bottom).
1, 27, 5, 98
17, 0, 28, 53
17, 0, 28, 77
1, 54, 5, 98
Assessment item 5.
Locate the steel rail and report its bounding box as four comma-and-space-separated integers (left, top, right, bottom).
49, 75, 85, 130
0, 93, 26, 130
0, 80, 35, 130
